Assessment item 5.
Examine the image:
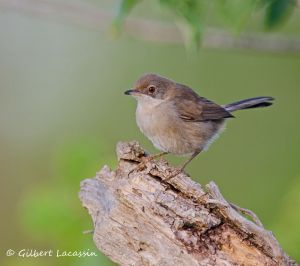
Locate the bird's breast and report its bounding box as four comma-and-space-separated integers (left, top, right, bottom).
136, 99, 176, 152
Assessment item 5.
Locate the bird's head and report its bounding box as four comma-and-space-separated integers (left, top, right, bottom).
124, 73, 173, 102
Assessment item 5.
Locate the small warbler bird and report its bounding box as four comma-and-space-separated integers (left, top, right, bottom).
125, 73, 273, 176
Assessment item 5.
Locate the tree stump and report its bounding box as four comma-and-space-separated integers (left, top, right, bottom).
79, 141, 296, 266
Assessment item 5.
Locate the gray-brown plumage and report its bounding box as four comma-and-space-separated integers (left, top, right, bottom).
125, 73, 273, 173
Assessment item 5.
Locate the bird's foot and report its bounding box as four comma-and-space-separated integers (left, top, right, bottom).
229, 202, 264, 227
128, 157, 151, 175
128, 152, 168, 176
164, 167, 185, 181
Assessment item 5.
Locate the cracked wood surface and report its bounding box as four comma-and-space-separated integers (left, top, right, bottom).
79, 141, 296, 266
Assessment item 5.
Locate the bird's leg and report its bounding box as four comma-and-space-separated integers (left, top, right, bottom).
129, 152, 168, 175
148, 151, 169, 161
229, 202, 264, 227
179, 151, 201, 171
165, 150, 201, 181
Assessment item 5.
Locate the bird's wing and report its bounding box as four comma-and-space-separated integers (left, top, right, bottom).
172, 86, 233, 122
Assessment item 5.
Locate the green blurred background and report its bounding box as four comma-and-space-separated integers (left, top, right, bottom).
1, 0, 300, 265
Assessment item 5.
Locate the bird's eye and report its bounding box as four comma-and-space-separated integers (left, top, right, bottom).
148, 86, 156, 94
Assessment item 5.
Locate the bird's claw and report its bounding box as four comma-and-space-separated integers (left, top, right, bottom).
128, 156, 152, 176
164, 168, 184, 181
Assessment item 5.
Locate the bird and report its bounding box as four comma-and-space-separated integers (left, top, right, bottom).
125, 73, 273, 177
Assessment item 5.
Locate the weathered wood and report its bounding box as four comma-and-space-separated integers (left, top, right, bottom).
79, 141, 296, 266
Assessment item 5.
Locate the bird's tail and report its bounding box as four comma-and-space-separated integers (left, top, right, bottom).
224, 97, 274, 112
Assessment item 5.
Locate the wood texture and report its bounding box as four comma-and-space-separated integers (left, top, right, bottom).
79, 141, 296, 266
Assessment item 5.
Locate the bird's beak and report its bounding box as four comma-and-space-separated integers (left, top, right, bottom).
124, 89, 140, 95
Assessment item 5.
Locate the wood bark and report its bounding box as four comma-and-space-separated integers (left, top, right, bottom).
79, 141, 296, 266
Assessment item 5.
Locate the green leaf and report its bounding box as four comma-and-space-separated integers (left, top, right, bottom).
113, 0, 141, 35
112, 0, 296, 49
215, 0, 259, 32
118, 0, 141, 19
158, 0, 203, 49
265, 0, 295, 29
